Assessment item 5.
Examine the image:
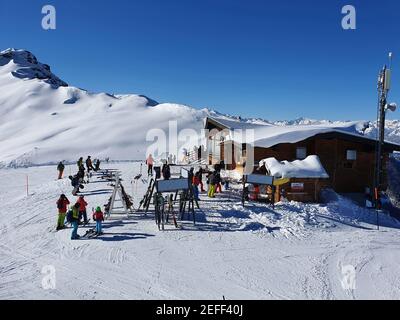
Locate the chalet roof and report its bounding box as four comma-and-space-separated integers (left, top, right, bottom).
205, 116, 400, 152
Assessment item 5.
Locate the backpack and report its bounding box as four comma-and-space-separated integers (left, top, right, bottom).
66, 209, 73, 223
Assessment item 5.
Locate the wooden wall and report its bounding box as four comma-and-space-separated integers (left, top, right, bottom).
250, 138, 389, 194
221, 137, 390, 194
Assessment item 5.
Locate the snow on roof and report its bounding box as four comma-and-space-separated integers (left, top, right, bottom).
207, 116, 273, 131
206, 116, 400, 149
260, 155, 329, 179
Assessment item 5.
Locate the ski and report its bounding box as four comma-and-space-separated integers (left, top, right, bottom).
80, 228, 96, 238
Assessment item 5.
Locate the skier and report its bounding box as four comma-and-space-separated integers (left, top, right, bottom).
77, 157, 84, 169
70, 203, 81, 240
146, 154, 154, 176
215, 171, 222, 194
94, 159, 101, 171
77, 195, 89, 224
192, 172, 201, 201
57, 161, 65, 180
207, 171, 216, 198
77, 165, 86, 183
56, 194, 70, 230
198, 167, 205, 192
162, 163, 171, 180
69, 174, 82, 196
85, 156, 94, 172
92, 206, 105, 235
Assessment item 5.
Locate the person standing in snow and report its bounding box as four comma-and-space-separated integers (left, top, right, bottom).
77, 195, 88, 224
77, 157, 84, 169
207, 171, 216, 198
214, 170, 222, 194
92, 206, 104, 235
198, 167, 205, 192
94, 159, 101, 171
70, 203, 81, 240
192, 172, 201, 201
146, 154, 154, 176
162, 163, 171, 180
57, 161, 65, 180
56, 194, 70, 230
85, 156, 94, 172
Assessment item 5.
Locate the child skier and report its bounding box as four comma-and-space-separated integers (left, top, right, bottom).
192, 172, 201, 201
77, 195, 89, 224
92, 207, 104, 235
56, 194, 70, 230
70, 203, 81, 240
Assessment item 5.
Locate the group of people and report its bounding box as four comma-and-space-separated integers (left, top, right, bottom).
188, 167, 205, 200
56, 194, 104, 240
57, 157, 101, 182
145, 154, 227, 201
206, 168, 223, 198
56, 156, 105, 239
66, 156, 102, 195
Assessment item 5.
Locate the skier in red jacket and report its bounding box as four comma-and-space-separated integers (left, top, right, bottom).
56, 194, 70, 230
92, 206, 104, 235
76, 195, 88, 224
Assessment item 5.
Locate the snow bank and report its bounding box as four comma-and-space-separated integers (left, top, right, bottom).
260, 155, 329, 179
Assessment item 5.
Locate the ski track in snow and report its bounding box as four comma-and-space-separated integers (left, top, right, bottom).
1, 163, 400, 300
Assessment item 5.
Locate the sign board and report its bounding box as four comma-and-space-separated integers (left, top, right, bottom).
291, 183, 304, 192
245, 174, 274, 185
156, 178, 189, 193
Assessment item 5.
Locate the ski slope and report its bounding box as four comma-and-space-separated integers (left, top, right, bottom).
1, 163, 400, 300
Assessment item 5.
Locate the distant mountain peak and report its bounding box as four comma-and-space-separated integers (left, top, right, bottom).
0, 48, 68, 88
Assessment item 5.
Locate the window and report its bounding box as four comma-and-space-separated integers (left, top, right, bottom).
346, 150, 357, 161
296, 147, 307, 160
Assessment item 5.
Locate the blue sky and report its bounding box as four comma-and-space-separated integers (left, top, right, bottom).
1, 0, 399, 121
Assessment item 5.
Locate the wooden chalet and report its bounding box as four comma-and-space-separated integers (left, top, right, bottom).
205, 116, 400, 198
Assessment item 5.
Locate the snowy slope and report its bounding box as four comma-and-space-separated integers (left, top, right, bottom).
0, 48, 400, 167
1, 163, 400, 300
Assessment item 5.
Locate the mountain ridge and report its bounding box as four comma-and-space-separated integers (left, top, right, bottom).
0, 48, 399, 167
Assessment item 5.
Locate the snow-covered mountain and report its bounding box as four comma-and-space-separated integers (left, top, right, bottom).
0, 48, 399, 167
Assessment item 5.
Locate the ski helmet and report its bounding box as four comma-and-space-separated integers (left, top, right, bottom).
96, 206, 101, 212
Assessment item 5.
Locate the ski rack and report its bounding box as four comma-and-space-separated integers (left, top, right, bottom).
137, 178, 155, 214
139, 177, 199, 225
105, 171, 135, 219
